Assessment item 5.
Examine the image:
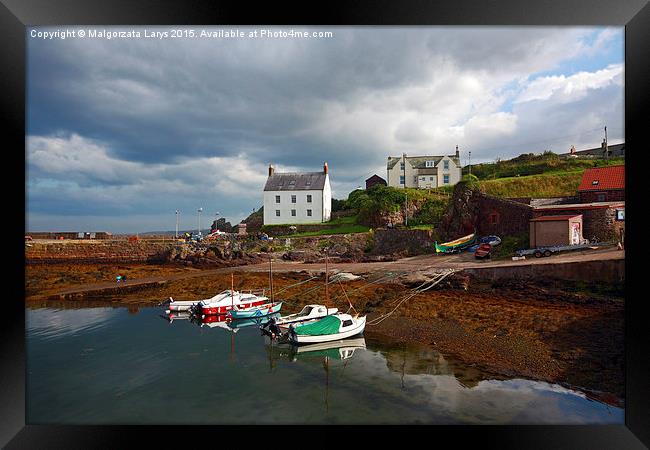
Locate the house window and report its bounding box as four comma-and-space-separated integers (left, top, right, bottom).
275, 210, 281, 217
420, 177, 425, 181
443, 174, 450, 184
413, 176, 417, 184
616, 209, 625, 221
291, 195, 296, 203
307, 209, 312, 217
429, 177, 434, 181
291, 209, 296, 217
400, 162, 405, 170
443, 160, 449, 170
489, 212, 499, 225
597, 193, 607, 202
307, 195, 312, 203
288, 180, 296, 186
399, 175, 405, 185
426, 160, 434, 168
275, 195, 280, 203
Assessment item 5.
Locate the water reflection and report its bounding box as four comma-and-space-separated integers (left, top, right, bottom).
26, 306, 623, 424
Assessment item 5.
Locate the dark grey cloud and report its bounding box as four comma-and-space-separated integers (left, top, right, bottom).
26, 26, 623, 232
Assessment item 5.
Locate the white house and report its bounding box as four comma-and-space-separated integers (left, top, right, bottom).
263, 162, 332, 225
387, 147, 463, 189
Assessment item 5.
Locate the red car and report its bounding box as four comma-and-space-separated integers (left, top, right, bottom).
474, 243, 492, 259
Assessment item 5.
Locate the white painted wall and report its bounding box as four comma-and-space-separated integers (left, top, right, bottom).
263, 184, 331, 225
387, 155, 462, 189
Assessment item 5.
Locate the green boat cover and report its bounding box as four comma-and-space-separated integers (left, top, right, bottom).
293, 315, 341, 336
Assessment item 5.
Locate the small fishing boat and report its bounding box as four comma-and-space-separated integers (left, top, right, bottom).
275, 304, 339, 327
228, 302, 283, 320
434, 232, 476, 253
195, 290, 269, 316
288, 313, 366, 344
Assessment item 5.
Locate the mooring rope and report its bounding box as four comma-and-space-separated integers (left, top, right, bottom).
366, 269, 459, 326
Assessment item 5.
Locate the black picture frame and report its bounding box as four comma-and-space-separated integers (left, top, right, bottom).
3, 0, 649, 447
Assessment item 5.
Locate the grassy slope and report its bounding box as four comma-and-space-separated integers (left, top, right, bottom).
477, 171, 583, 198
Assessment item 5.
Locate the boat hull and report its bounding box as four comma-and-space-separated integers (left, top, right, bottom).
228, 302, 283, 319
200, 298, 268, 316
435, 233, 476, 253
289, 317, 366, 344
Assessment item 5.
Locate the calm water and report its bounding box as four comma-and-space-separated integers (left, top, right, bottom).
26, 306, 623, 425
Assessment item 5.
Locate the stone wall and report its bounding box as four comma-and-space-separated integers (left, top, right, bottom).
579, 190, 625, 203
372, 229, 434, 256
464, 257, 624, 284
26, 241, 179, 264
440, 183, 533, 240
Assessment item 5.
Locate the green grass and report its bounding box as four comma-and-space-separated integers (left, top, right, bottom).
477, 172, 584, 198
466, 152, 624, 181
491, 233, 529, 259
284, 224, 370, 237
407, 224, 435, 231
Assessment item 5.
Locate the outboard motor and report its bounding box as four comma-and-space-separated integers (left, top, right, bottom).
261, 317, 283, 339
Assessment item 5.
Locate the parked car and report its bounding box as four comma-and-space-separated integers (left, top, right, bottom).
474, 243, 492, 259
25, 235, 33, 241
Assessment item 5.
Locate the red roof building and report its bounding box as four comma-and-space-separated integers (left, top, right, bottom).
577, 165, 625, 203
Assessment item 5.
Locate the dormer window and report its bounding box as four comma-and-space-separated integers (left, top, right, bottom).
592, 180, 599, 186
425, 160, 434, 168
288, 180, 296, 186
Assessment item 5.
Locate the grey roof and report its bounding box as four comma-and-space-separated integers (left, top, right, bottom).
387, 155, 461, 170
264, 172, 327, 191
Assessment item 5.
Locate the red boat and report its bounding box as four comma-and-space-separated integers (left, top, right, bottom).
197, 290, 269, 316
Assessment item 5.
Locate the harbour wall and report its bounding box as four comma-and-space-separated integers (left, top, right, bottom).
25, 241, 179, 264
463, 258, 624, 284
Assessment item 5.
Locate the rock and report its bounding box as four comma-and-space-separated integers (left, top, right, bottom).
329, 272, 361, 283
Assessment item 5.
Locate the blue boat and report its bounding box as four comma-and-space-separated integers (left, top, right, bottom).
228, 302, 283, 319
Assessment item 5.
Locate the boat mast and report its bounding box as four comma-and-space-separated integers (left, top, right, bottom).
231, 273, 234, 309
325, 249, 329, 305
269, 255, 274, 302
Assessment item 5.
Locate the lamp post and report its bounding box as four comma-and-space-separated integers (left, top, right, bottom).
175, 210, 180, 238
197, 207, 203, 237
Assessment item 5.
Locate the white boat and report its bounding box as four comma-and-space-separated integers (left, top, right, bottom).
288, 313, 366, 344
196, 290, 269, 316
274, 304, 339, 329
166, 296, 200, 312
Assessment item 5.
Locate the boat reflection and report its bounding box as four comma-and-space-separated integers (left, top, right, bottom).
266, 337, 366, 363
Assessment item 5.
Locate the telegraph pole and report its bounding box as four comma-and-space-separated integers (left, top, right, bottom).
469, 151, 472, 178
175, 210, 179, 238
604, 126, 609, 160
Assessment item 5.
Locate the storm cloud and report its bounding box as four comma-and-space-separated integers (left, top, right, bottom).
26, 26, 624, 232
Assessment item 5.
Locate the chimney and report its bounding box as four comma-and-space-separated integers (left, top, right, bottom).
268, 164, 274, 176
323, 162, 328, 174
455, 145, 459, 158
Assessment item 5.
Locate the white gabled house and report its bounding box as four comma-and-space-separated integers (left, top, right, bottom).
263, 163, 332, 225
387, 146, 463, 189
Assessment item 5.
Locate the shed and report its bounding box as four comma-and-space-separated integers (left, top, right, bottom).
529, 214, 583, 248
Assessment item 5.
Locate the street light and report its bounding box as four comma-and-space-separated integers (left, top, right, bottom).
197, 207, 203, 237
175, 210, 180, 238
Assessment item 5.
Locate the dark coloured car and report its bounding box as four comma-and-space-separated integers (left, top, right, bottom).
474, 243, 492, 259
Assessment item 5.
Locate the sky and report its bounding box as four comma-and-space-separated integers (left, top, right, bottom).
26, 26, 624, 233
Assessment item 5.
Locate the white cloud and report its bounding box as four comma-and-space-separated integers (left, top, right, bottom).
515, 64, 623, 104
